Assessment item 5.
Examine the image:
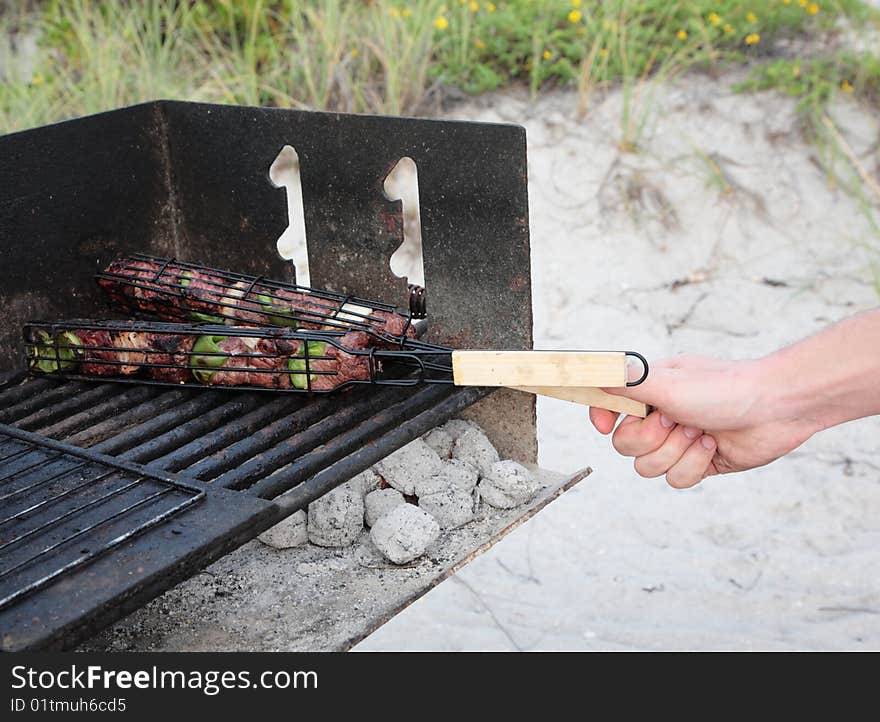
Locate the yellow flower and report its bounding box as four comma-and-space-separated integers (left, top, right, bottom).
841, 80, 853, 92
568, 10, 582, 23
571, 0, 582, 6
389, 7, 400, 17
475, 37, 485, 48
723, 23, 735, 33
350, 48, 360, 58
798, 0, 807, 6
543, 49, 552, 60
792, 64, 800, 77
746, 11, 757, 23
487, 2, 496, 12
708, 12, 722, 26
598, 47, 609, 58
783, 0, 792, 4
677, 29, 688, 40
434, 15, 448, 30
745, 32, 760, 45
469, 0, 478, 11
807, 3, 819, 14
402, 7, 411, 17
31, 73, 44, 86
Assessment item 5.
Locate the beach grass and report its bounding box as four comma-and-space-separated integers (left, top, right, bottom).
1, 0, 877, 134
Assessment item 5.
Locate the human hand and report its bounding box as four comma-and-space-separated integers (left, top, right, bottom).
589, 354, 821, 488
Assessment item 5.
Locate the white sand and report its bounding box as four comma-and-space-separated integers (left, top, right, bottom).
357, 72, 880, 650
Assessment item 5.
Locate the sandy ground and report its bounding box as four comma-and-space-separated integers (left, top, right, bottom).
356, 72, 880, 650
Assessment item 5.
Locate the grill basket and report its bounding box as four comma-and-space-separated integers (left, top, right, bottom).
24, 319, 454, 393
97, 253, 421, 340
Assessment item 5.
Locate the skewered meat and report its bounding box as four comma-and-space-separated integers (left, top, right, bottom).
26, 324, 374, 390
190, 330, 373, 390
98, 256, 415, 339
28, 326, 196, 381
308, 331, 375, 390
191, 334, 291, 389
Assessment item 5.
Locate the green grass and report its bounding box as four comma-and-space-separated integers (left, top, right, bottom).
434, 0, 869, 95
736, 53, 880, 116
1, 0, 877, 136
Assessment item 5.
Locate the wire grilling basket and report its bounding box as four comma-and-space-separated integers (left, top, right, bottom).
96, 253, 419, 341
24, 320, 454, 394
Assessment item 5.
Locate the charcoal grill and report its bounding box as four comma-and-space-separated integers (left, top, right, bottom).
0, 101, 536, 651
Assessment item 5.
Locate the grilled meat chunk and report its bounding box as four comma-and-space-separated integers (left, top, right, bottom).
315, 331, 375, 389
61, 327, 194, 381
191, 334, 291, 389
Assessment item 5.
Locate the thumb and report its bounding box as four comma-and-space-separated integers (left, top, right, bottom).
602, 361, 674, 408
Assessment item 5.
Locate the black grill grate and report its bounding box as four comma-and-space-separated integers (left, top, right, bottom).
0, 423, 204, 613
0, 376, 491, 651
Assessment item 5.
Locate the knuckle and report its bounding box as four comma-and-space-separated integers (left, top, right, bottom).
666, 469, 698, 489
666, 473, 693, 489
612, 439, 629, 456
611, 430, 633, 455
613, 425, 665, 457
634, 456, 663, 478
648, 443, 677, 469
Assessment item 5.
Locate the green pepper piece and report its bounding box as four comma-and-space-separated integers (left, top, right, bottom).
288, 357, 309, 389
179, 270, 192, 288
189, 311, 226, 324
29, 330, 81, 373
56, 332, 82, 369
191, 335, 229, 383
306, 340, 326, 357
288, 341, 326, 389
28, 330, 55, 373
256, 293, 298, 327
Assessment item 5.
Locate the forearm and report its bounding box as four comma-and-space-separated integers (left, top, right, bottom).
756, 309, 880, 432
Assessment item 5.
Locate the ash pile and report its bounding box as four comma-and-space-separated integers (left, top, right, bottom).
259, 418, 539, 565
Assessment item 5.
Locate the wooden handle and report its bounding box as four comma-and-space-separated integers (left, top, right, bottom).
452, 350, 627, 388
512, 386, 648, 417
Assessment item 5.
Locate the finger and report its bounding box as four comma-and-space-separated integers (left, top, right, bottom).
611, 410, 675, 457
665, 434, 717, 489
589, 407, 620, 435
633, 424, 702, 478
